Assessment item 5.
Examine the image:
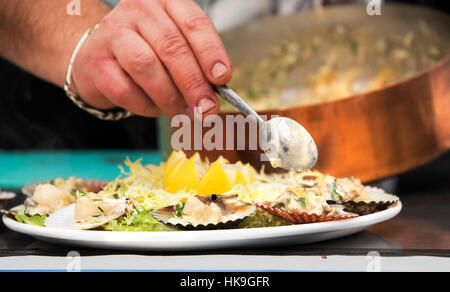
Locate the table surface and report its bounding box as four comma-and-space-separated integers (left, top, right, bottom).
0, 150, 449, 258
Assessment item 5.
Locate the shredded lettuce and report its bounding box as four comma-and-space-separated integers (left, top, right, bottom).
104, 209, 178, 232
15, 212, 46, 227
96, 158, 295, 231
100, 158, 196, 211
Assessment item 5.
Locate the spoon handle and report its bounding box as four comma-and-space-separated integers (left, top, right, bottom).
214, 85, 264, 124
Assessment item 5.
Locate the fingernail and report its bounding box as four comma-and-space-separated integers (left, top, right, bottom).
197, 97, 216, 114
211, 62, 228, 79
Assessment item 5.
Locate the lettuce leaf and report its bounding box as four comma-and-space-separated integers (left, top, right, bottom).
239, 209, 291, 229
15, 212, 46, 227
104, 209, 178, 232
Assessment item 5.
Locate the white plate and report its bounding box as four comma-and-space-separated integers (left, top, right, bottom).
2, 202, 401, 251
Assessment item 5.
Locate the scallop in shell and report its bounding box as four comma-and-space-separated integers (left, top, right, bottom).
152, 194, 256, 230
254, 201, 357, 224
73, 193, 135, 230
22, 178, 108, 216
254, 186, 358, 224
342, 186, 400, 215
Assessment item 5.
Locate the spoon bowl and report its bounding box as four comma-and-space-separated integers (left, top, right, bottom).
214, 85, 318, 171
259, 117, 318, 171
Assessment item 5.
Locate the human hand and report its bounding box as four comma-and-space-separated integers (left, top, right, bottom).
71, 0, 232, 118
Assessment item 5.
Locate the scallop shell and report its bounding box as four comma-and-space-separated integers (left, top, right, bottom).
0, 191, 16, 209
73, 197, 134, 230
254, 201, 358, 224
22, 178, 108, 197
0, 208, 17, 219
364, 186, 400, 203
152, 194, 256, 230
341, 186, 400, 215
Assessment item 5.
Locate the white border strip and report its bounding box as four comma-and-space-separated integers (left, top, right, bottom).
0, 255, 449, 272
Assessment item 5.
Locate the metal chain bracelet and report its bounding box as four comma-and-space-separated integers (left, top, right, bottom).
64, 26, 134, 121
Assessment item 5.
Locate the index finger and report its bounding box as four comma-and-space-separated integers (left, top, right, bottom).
164, 0, 232, 85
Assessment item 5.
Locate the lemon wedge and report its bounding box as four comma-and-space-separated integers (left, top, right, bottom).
163, 151, 254, 194
164, 154, 201, 193
196, 159, 232, 195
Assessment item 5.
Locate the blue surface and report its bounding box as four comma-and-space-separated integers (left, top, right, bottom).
0, 150, 162, 189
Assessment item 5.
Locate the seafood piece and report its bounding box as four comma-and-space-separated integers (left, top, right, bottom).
22, 178, 108, 216
255, 186, 358, 224
303, 174, 398, 215
293, 173, 398, 215
152, 194, 256, 230
343, 186, 399, 215
317, 176, 370, 203
25, 184, 76, 216
270, 186, 334, 215
73, 192, 135, 230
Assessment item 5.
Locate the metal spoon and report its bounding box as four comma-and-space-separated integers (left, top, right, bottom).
214, 85, 318, 171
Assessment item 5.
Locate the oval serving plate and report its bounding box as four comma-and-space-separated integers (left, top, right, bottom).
2, 201, 401, 251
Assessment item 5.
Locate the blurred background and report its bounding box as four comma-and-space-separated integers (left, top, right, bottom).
0, 0, 449, 192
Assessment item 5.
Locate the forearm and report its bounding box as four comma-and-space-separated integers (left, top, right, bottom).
0, 0, 110, 87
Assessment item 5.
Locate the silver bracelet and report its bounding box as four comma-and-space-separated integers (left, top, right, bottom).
64, 26, 134, 121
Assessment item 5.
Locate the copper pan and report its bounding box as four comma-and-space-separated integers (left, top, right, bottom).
158, 4, 450, 182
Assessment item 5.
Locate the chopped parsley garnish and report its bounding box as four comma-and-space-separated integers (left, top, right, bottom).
113, 193, 119, 199
174, 202, 186, 218
296, 197, 306, 208
286, 197, 291, 204
187, 222, 193, 225
315, 193, 320, 197
70, 189, 78, 196
93, 199, 103, 202
97, 206, 105, 213
350, 39, 359, 55
332, 180, 343, 201
49, 179, 55, 185
92, 214, 100, 218
247, 88, 257, 99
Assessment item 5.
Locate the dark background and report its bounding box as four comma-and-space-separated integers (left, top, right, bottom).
0, 56, 159, 150
0, 0, 448, 191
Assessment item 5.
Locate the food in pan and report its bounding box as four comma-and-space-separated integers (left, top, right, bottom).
6, 151, 399, 231
223, 23, 450, 111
